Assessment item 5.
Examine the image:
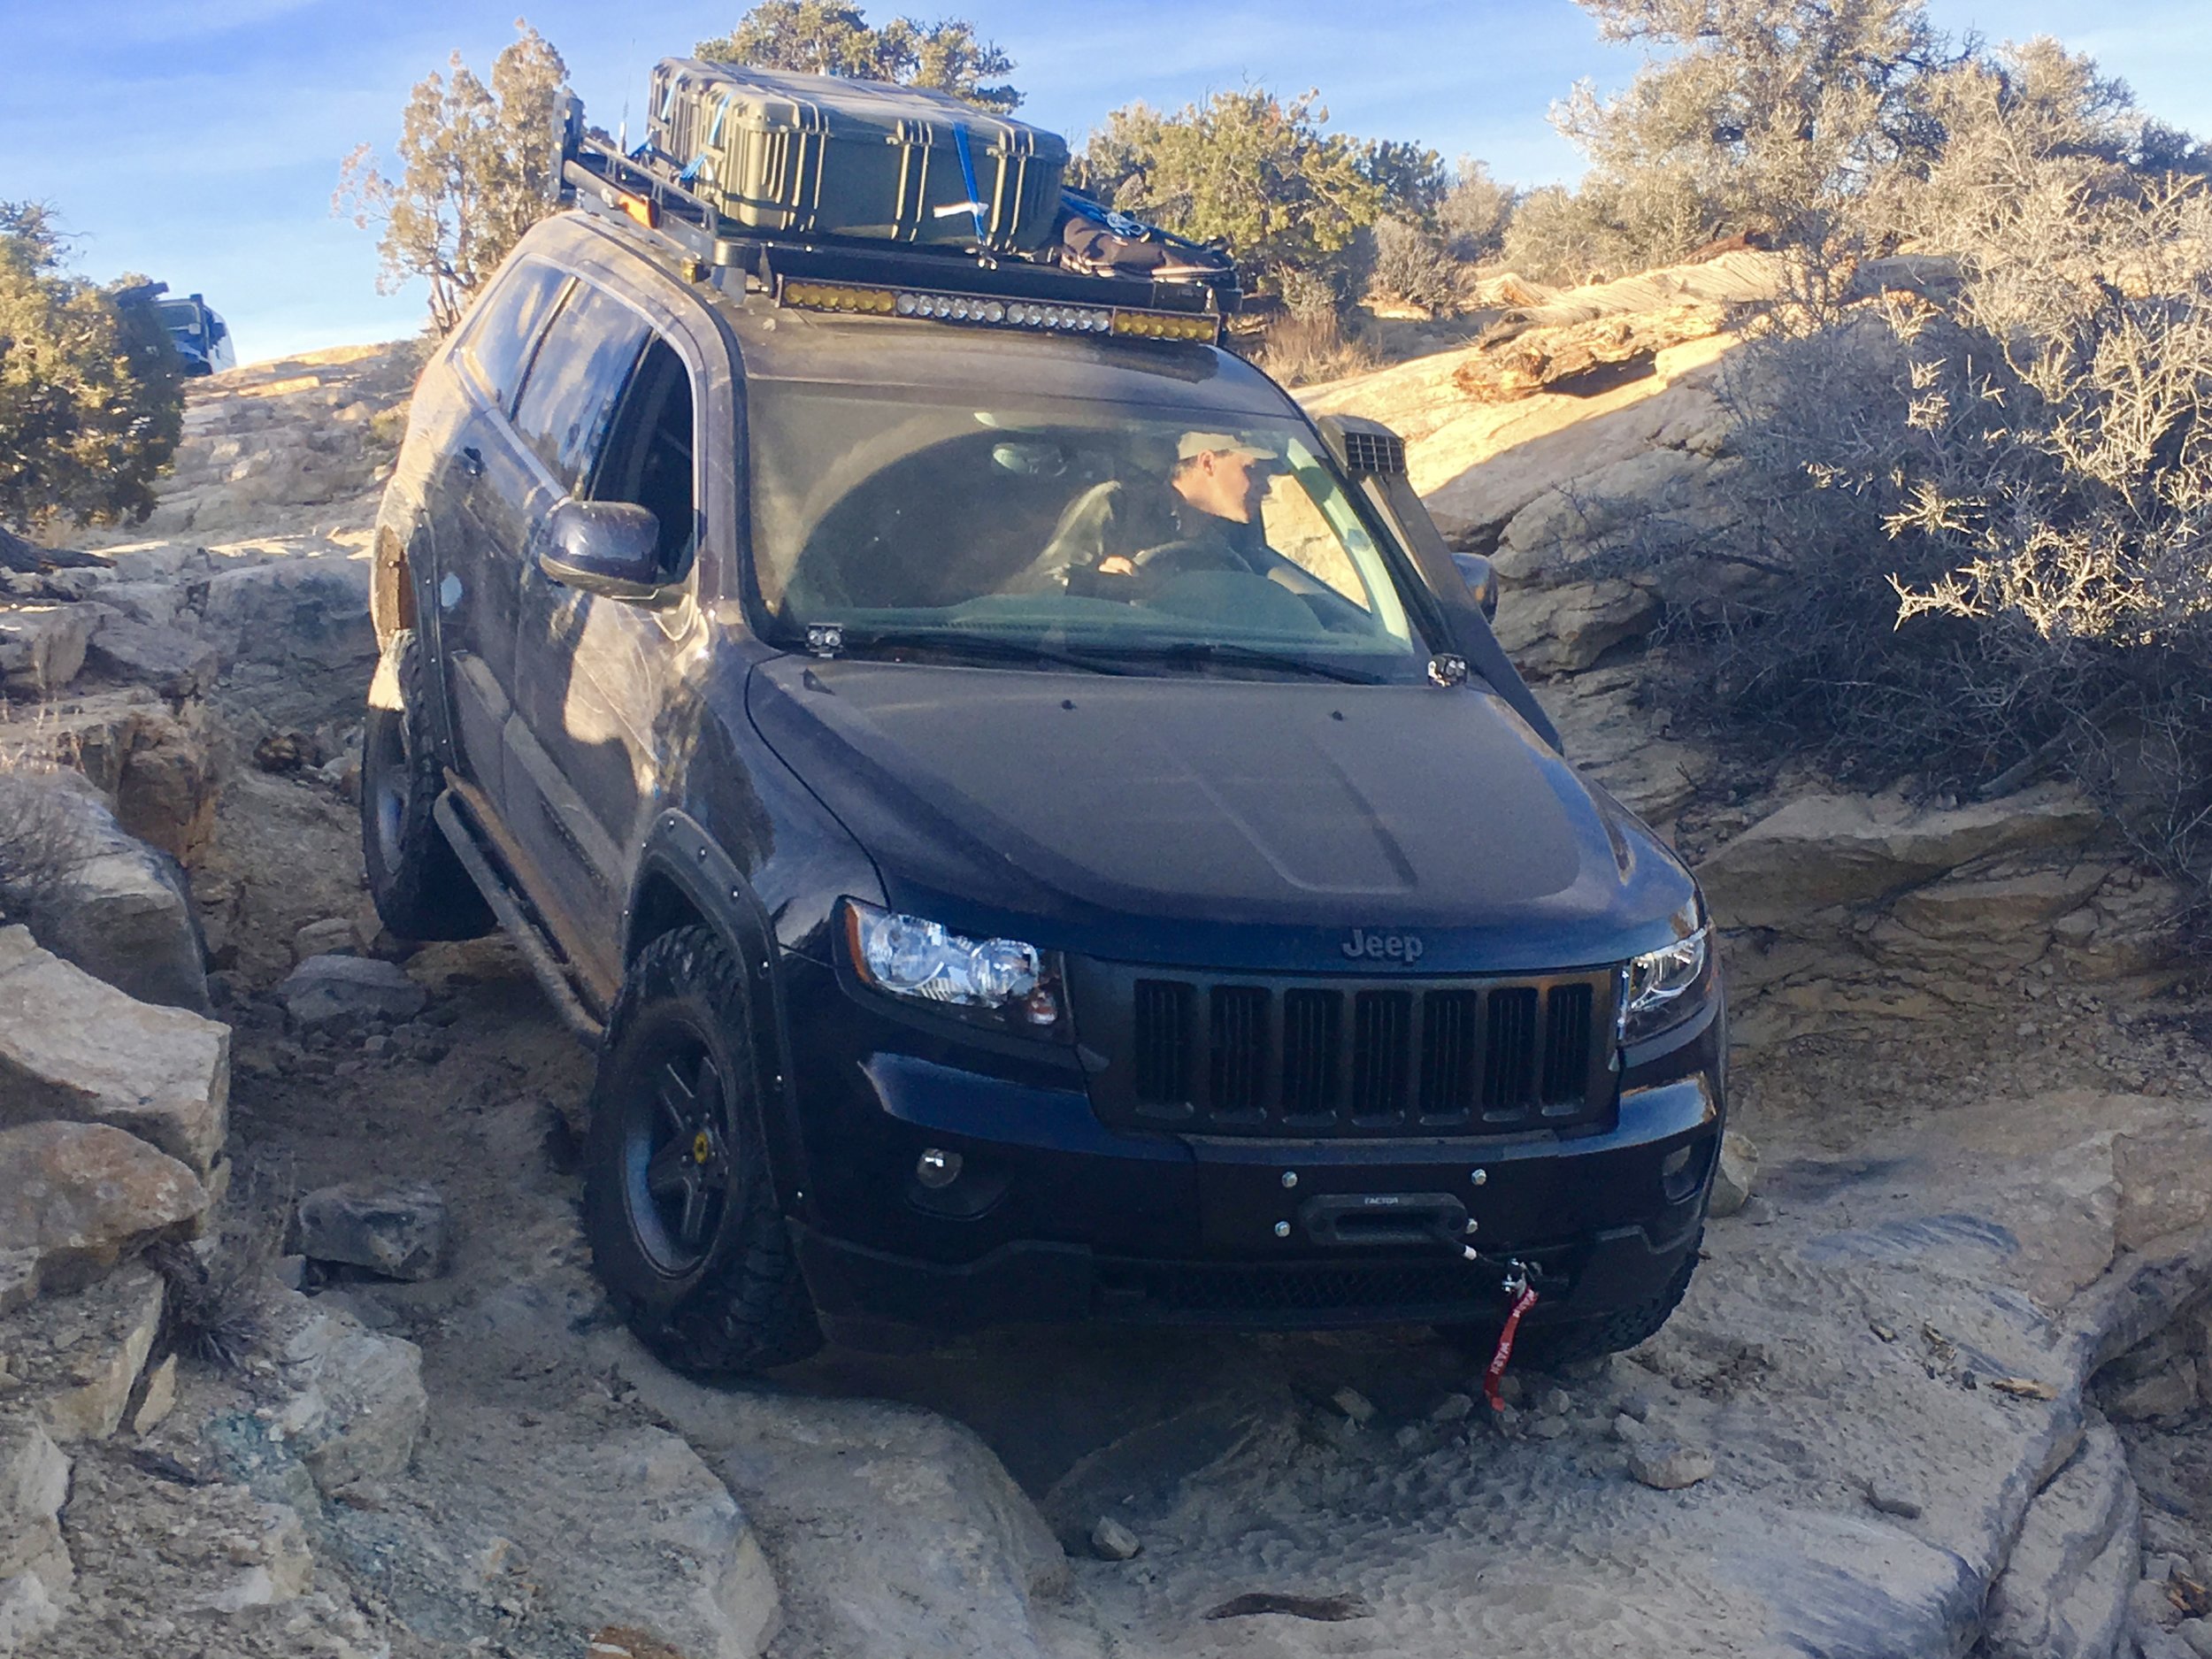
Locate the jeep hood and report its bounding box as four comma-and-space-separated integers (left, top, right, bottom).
746, 658, 1696, 974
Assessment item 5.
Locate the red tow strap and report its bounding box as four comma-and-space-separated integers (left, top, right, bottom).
1483, 1283, 1540, 1411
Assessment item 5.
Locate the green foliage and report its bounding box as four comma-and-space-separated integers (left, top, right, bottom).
1080, 88, 1440, 306
0, 203, 184, 533
335, 19, 571, 334
696, 2, 1020, 112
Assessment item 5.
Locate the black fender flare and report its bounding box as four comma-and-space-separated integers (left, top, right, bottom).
625, 809, 811, 1210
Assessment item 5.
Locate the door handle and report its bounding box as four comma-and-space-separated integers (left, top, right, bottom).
458, 446, 485, 480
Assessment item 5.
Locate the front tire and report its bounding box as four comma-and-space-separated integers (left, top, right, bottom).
360, 628, 493, 941
582, 926, 820, 1375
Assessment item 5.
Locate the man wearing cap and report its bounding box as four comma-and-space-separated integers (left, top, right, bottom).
1011, 430, 1286, 595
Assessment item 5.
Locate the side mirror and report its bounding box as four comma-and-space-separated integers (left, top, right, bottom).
539, 500, 665, 601
1452, 552, 1499, 621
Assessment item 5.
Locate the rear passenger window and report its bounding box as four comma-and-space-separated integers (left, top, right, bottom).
510, 284, 651, 493
457, 263, 569, 412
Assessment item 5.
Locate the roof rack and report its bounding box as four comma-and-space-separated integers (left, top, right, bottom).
557, 119, 1240, 344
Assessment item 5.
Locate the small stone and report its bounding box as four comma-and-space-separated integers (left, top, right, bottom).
291, 918, 357, 963
2177, 1617, 2212, 1659
1538, 1386, 1574, 1417
361, 1033, 391, 1059
1091, 1517, 1141, 1561
2107, 1363, 2198, 1424
129, 1354, 180, 1435
1613, 1413, 1647, 1443
1427, 1392, 1475, 1425
1531, 1415, 1570, 1440
1628, 1440, 1714, 1491
1617, 1391, 1656, 1422
1393, 1424, 1426, 1451
1331, 1386, 1377, 1426
277, 955, 426, 1029
1494, 1372, 1528, 1408
1708, 1130, 1759, 1217
2138, 1576, 2186, 1632
1863, 1478, 1923, 1519
293, 1180, 450, 1282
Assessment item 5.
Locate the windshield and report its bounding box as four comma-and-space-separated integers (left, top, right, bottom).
747, 385, 1432, 681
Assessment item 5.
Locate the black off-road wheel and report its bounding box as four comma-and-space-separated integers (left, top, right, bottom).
360, 628, 493, 942
582, 926, 820, 1375
1442, 1233, 1701, 1372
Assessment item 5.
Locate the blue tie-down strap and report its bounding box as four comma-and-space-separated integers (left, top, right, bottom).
951, 126, 990, 245
708, 93, 734, 146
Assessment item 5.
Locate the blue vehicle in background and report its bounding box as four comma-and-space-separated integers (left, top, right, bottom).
154, 290, 234, 376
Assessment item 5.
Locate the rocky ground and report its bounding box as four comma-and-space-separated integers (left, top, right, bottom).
4, 311, 2212, 1659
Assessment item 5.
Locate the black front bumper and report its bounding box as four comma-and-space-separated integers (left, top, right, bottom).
778, 952, 1723, 1341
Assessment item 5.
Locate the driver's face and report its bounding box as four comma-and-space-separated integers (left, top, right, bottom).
1182, 449, 1273, 524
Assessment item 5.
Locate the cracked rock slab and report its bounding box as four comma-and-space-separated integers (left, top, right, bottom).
0, 1122, 206, 1299
0, 927, 229, 1175
3, 1263, 166, 1442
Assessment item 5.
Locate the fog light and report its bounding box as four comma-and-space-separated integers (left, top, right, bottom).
1660, 1145, 1694, 1179
917, 1148, 963, 1189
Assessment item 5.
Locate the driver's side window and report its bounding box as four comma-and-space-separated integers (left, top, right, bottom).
588, 337, 696, 580
1262, 475, 1369, 609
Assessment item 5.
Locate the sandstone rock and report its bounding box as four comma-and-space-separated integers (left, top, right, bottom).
279, 954, 426, 1028
1492, 577, 1661, 675
1863, 1478, 1924, 1519
83, 611, 219, 699
1697, 788, 2105, 931
1429, 1392, 1475, 1424
0, 1420, 69, 1588
1709, 1131, 1759, 1219
293, 1180, 450, 1281
0, 1122, 205, 1297
1092, 1517, 1141, 1561
1628, 1440, 1714, 1491
86, 577, 184, 627
0, 772, 209, 1011
1983, 1417, 2139, 1659
0, 927, 228, 1174
0, 1569, 61, 1655
2105, 1362, 2197, 1424
4, 1263, 167, 1440
265, 1291, 427, 1492
1332, 1386, 1378, 1425
2182, 1618, 2212, 1659
0, 604, 93, 695
128, 1352, 179, 1435
200, 556, 373, 676
291, 918, 357, 962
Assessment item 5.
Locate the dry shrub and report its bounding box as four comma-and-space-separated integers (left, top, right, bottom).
1248, 306, 1381, 388
1367, 217, 1467, 313
0, 760, 88, 931
1640, 125, 2212, 902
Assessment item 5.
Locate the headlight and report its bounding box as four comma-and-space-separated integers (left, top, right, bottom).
842, 900, 1064, 1033
1618, 922, 1712, 1044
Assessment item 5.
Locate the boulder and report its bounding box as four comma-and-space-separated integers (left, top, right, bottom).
1981, 1417, 2139, 1659
1627, 1440, 1715, 1490
3, 1263, 167, 1441
279, 954, 426, 1028
0, 1122, 205, 1298
199, 556, 373, 676
0, 927, 228, 1175
6, 694, 219, 865
1697, 788, 2105, 931
293, 1181, 450, 1281
83, 612, 219, 699
0, 604, 94, 695
0, 772, 208, 1011
1492, 577, 1661, 676
264, 1291, 427, 1493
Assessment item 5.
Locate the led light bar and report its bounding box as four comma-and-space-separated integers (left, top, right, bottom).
778, 280, 1217, 342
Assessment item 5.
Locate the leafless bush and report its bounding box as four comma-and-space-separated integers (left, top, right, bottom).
150, 1157, 296, 1371
1640, 132, 2212, 901
1439, 158, 1518, 262
1248, 305, 1382, 388
1367, 216, 1466, 312
0, 762, 88, 932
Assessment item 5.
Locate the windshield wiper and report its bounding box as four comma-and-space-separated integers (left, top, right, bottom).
1105, 641, 1382, 685
807, 626, 1133, 675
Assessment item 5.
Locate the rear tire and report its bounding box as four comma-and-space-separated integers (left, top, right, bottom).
360, 628, 493, 942
582, 926, 820, 1375
1442, 1233, 1701, 1371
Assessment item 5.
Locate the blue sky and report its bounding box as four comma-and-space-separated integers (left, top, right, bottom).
4, 0, 2207, 364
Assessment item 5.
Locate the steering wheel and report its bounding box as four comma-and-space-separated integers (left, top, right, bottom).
1130, 537, 1249, 583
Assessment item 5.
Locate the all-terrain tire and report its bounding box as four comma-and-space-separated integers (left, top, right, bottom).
582, 926, 820, 1375
360, 628, 494, 942
1444, 1232, 1701, 1371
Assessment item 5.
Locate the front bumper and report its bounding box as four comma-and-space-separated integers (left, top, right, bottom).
780, 955, 1723, 1339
